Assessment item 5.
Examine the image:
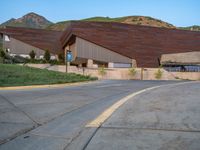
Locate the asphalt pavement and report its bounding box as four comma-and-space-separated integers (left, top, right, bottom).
0, 80, 198, 150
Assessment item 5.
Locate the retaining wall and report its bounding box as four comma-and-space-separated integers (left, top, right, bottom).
24, 64, 200, 80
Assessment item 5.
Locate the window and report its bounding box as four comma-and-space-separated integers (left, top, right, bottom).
6, 48, 10, 53
4, 35, 10, 41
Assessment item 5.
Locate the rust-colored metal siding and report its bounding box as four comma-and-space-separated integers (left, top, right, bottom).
75, 37, 132, 63
61, 21, 200, 68
0, 26, 63, 54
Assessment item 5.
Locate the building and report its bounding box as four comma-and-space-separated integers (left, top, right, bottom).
0, 26, 62, 59
161, 51, 200, 72
60, 21, 200, 68
0, 22, 200, 69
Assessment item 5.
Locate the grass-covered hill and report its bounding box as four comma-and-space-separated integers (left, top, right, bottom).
46, 16, 176, 31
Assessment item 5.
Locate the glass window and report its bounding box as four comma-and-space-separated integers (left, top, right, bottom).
5, 35, 10, 41
6, 48, 10, 53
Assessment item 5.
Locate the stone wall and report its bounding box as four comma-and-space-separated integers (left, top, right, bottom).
171, 72, 200, 80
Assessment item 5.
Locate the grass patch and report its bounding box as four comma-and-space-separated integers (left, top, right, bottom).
0, 64, 97, 87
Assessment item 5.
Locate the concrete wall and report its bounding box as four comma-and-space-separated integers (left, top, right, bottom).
171, 72, 200, 80
24, 64, 199, 81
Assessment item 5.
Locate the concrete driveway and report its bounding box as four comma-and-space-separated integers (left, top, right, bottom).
0, 80, 199, 150
84, 81, 200, 150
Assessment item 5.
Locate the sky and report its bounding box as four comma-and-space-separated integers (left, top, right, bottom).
0, 0, 199, 27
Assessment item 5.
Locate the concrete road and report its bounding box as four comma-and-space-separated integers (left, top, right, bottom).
84, 81, 200, 150
0, 80, 196, 150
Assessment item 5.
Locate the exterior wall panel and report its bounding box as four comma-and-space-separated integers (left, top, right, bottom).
76, 37, 132, 64
69, 43, 77, 61
6, 37, 45, 58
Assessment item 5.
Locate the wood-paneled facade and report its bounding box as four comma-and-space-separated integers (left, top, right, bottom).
66, 37, 133, 67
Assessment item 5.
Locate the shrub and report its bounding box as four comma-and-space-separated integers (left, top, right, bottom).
29, 50, 35, 60
12, 55, 28, 63
98, 66, 106, 77
138, 18, 143, 21
0, 57, 3, 63
0, 49, 6, 58
0, 49, 6, 63
44, 50, 50, 62
49, 59, 62, 65
58, 52, 64, 63
129, 67, 137, 78
155, 68, 163, 79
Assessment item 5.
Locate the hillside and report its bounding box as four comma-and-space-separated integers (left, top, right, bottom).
1, 13, 199, 32
0, 12, 53, 29
47, 16, 176, 31
178, 25, 200, 31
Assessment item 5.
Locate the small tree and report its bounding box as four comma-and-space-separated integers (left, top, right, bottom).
98, 66, 106, 78
129, 67, 137, 79
155, 68, 163, 79
0, 48, 5, 63
0, 49, 6, 58
58, 52, 64, 63
44, 50, 50, 62
29, 50, 35, 60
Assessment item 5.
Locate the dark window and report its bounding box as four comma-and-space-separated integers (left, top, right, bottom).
164, 65, 200, 72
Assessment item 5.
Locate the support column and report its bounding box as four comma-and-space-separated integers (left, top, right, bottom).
87, 59, 93, 68
108, 62, 114, 68
65, 46, 70, 73
141, 68, 144, 80
132, 59, 137, 68
78, 64, 82, 67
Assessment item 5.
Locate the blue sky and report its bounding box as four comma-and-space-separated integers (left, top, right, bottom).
0, 0, 199, 27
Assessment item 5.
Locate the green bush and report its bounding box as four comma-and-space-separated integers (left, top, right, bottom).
98, 66, 106, 77
0, 57, 3, 63
49, 59, 64, 65
0, 49, 6, 58
129, 67, 137, 78
12, 55, 28, 63
44, 50, 50, 62
29, 59, 45, 64
58, 52, 64, 63
155, 68, 163, 79
29, 50, 36, 60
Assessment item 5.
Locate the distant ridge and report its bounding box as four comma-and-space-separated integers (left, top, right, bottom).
46, 16, 176, 31
178, 25, 200, 31
0, 13, 199, 32
0, 12, 53, 29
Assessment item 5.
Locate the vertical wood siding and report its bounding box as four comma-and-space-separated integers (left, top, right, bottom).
4, 37, 55, 58
75, 37, 132, 63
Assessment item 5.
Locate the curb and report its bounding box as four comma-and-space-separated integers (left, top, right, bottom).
0, 81, 97, 91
